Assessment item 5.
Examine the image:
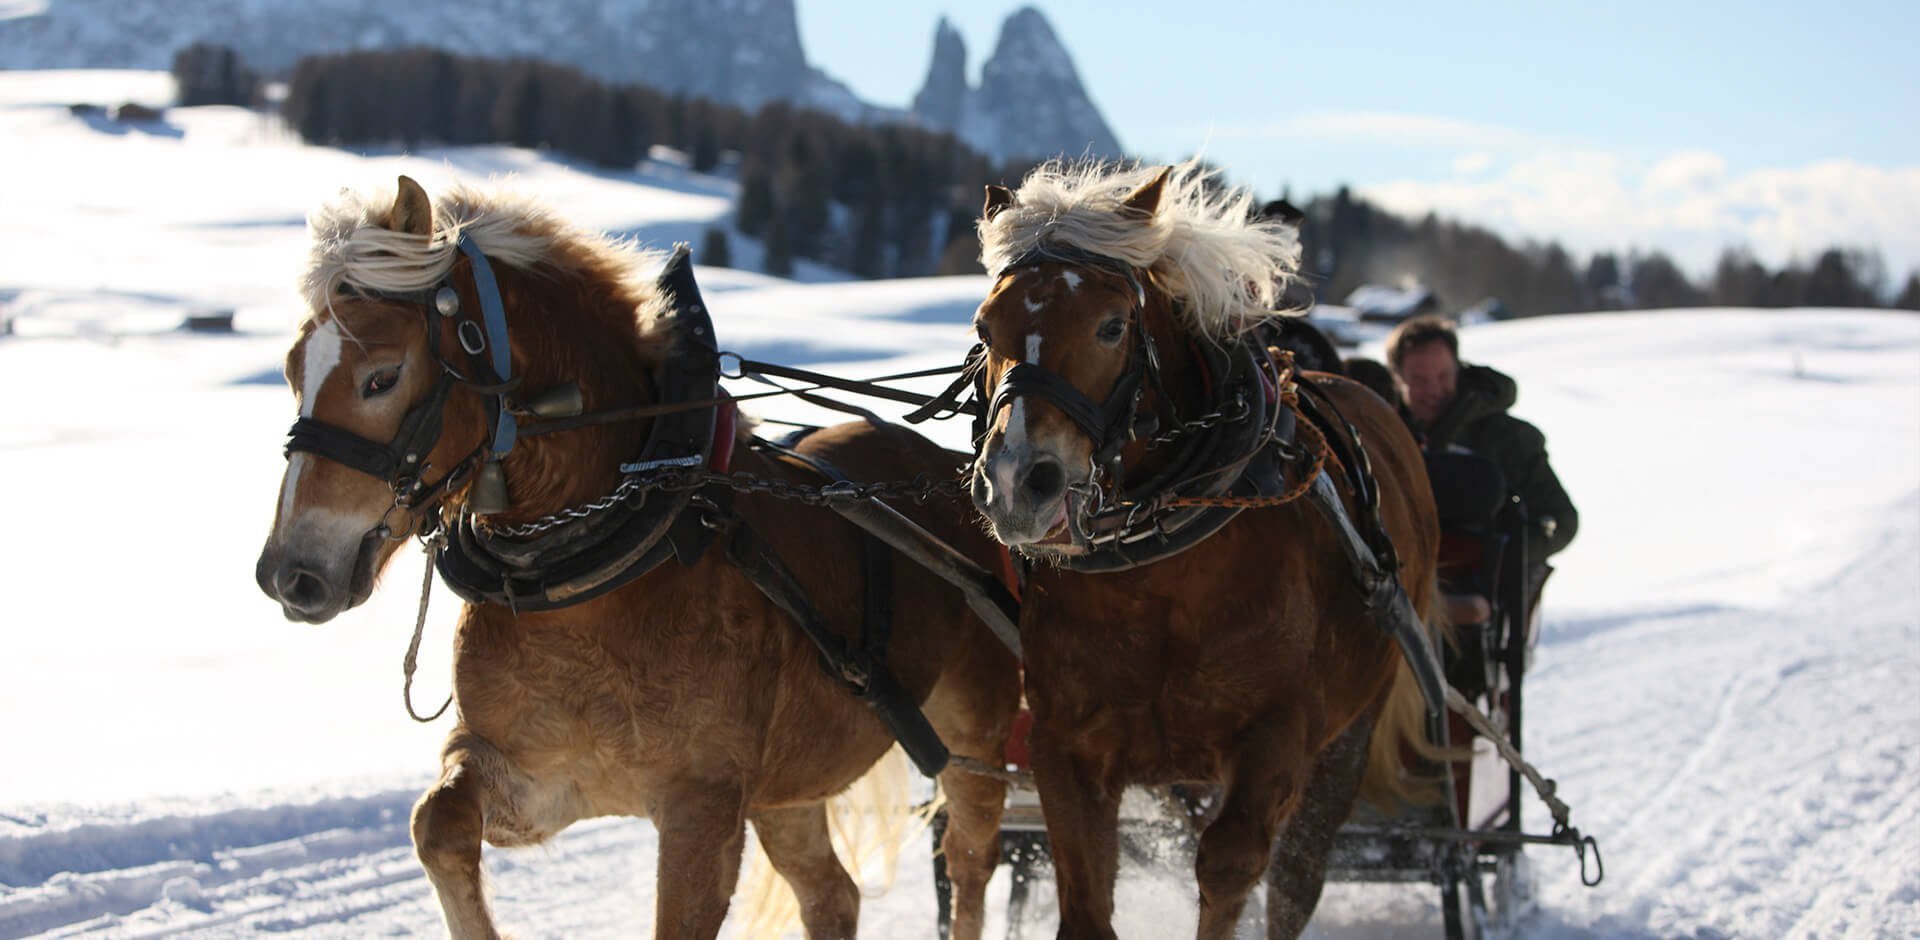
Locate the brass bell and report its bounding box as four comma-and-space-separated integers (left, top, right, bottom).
470, 460, 511, 515
522, 382, 584, 419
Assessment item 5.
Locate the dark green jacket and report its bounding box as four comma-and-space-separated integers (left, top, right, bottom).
1414, 364, 1578, 561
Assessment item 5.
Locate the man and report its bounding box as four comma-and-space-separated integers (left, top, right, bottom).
1387, 315, 1578, 581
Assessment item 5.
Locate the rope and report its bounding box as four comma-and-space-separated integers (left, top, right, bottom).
403, 532, 453, 723
949, 755, 1035, 788
1444, 686, 1569, 830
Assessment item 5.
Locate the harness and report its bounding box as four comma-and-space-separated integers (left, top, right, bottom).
432, 245, 730, 610
965, 244, 1452, 712
280, 242, 954, 774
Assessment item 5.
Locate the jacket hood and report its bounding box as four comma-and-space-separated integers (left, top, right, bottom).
1457, 363, 1518, 414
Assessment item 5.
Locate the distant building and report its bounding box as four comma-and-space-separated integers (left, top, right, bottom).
1344, 284, 1441, 323
1458, 297, 1513, 323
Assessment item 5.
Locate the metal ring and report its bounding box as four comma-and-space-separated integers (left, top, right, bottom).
458, 320, 486, 356
717, 351, 744, 380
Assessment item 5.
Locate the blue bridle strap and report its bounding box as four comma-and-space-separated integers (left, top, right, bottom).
456, 234, 518, 457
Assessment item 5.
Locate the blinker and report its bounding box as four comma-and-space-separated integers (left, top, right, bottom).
434, 286, 461, 317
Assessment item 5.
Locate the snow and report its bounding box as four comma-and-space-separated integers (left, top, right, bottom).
2, 71, 1917, 938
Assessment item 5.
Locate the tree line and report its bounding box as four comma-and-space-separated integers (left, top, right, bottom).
1293, 186, 1919, 315
274, 47, 1017, 278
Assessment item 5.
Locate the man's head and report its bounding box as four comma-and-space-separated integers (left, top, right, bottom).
1387, 315, 1460, 425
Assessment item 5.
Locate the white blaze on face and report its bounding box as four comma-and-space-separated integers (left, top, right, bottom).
1060, 270, 1082, 292
278, 320, 344, 525
991, 333, 1045, 505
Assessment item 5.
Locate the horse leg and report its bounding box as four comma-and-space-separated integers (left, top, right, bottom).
413, 732, 579, 940
936, 757, 1008, 940
652, 782, 748, 940
1265, 712, 1376, 939
412, 763, 495, 939
1028, 729, 1123, 940
749, 803, 860, 940
1193, 712, 1311, 940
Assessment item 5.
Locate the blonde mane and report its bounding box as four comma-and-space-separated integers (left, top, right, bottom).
978, 159, 1303, 338
298, 179, 671, 327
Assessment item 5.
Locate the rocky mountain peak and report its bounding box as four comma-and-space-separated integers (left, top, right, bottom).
909, 16, 967, 131
910, 5, 1122, 163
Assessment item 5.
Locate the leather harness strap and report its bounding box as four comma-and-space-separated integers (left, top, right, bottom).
713, 433, 951, 777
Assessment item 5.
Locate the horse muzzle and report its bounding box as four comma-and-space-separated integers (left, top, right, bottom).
971, 444, 1081, 548
255, 531, 382, 624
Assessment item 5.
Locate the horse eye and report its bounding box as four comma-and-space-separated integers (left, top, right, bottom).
1097, 317, 1126, 343
975, 322, 993, 345
363, 368, 401, 398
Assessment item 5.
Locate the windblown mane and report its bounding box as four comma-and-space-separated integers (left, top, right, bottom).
978, 160, 1303, 338
298, 179, 671, 328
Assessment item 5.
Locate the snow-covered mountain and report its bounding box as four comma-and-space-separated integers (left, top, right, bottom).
0, 0, 1123, 161
911, 9, 1125, 163
0, 0, 868, 116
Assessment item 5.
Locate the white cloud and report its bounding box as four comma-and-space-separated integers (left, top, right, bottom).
1451, 151, 1495, 176
1363, 151, 1920, 279
1181, 108, 1920, 280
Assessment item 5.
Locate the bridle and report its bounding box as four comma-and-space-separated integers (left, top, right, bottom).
974, 244, 1294, 568
282, 234, 519, 538
982, 245, 1166, 478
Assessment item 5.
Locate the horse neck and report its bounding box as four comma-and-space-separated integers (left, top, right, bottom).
488, 270, 661, 526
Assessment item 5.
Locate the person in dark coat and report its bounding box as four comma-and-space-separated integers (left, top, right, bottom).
1386, 316, 1578, 576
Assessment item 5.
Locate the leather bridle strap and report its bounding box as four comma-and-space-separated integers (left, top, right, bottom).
988, 358, 1142, 454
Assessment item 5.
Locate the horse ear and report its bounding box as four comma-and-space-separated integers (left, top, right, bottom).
982, 184, 1014, 221
389, 175, 434, 238
1122, 166, 1173, 219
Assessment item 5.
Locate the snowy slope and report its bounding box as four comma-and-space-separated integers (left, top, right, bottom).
2, 71, 1917, 939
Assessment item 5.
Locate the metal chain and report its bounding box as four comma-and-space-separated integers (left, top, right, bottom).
481, 466, 971, 539
1147, 395, 1251, 447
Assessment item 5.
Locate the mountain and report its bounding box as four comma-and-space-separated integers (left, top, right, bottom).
0, 0, 881, 121
910, 8, 1123, 163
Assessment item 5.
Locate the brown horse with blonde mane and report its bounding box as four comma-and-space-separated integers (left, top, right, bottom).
254, 177, 1018, 939
966, 162, 1443, 939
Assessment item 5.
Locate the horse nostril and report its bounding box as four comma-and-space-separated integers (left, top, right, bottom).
1019, 459, 1066, 503
278, 566, 334, 614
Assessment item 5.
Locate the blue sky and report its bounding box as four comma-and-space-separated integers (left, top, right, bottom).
796, 1, 1920, 279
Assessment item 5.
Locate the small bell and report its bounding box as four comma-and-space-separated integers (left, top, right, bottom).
522, 382, 584, 419
470, 460, 510, 515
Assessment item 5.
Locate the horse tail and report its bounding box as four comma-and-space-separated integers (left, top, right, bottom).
1358, 572, 1467, 810
732, 745, 943, 937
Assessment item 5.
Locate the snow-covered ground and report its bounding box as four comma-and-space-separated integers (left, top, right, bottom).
2, 72, 1917, 939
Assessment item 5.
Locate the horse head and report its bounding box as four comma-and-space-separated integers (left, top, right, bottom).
256, 179, 492, 621
257, 176, 673, 622
968, 161, 1301, 560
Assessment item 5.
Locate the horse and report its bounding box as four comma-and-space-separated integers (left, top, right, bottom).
253, 176, 1019, 939
964, 161, 1444, 939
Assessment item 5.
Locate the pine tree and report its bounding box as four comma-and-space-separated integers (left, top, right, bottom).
699, 227, 732, 268
736, 169, 775, 238
763, 210, 794, 278
1895, 274, 1920, 311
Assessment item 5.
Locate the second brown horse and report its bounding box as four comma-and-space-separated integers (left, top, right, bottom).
967, 161, 1442, 939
